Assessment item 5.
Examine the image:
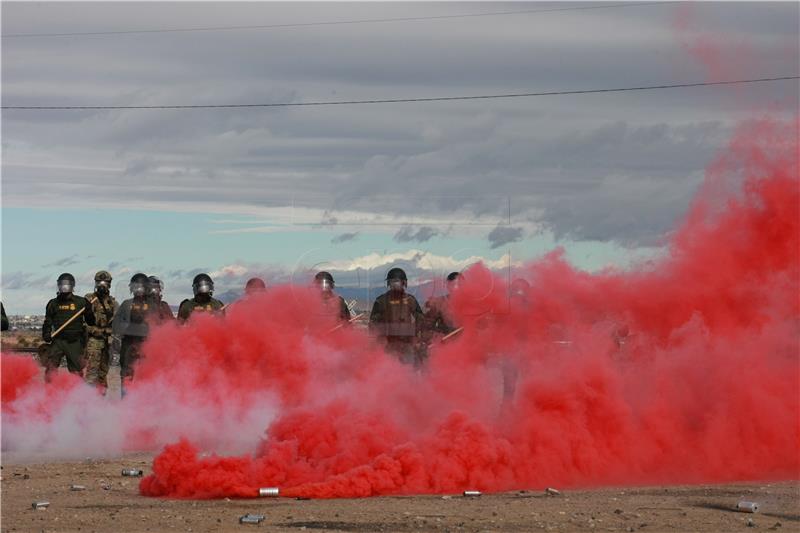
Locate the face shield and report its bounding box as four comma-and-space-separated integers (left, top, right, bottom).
193, 280, 213, 296
317, 278, 334, 293
130, 281, 146, 297
388, 279, 406, 293
58, 280, 74, 294
148, 279, 163, 298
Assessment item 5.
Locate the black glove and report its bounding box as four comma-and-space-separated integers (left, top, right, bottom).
43, 330, 52, 343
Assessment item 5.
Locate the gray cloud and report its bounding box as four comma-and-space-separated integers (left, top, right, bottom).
42, 254, 80, 268
331, 232, 359, 244
2, 271, 50, 290
487, 225, 523, 249
393, 225, 440, 243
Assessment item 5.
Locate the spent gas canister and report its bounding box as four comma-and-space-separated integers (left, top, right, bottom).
121, 469, 143, 477
239, 514, 265, 524
258, 487, 279, 497
736, 501, 759, 513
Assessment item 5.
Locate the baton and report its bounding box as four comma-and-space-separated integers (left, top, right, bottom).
327, 312, 365, 333
441, 326, 464, 342
50, 297, 98, 339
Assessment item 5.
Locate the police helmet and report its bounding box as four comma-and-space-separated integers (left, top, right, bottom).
129, 273, 148, 297
192, 273, 214, 296
57, 272, 75, 293
314, 271, 335, 291
94, 270, 112, 283
386, 267, 407, 289
245, 277, 266, 294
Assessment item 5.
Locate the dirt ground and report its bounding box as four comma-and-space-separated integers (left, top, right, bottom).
1, 452, 797, 533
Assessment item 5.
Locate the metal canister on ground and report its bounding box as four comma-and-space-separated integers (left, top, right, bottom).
258, 487, 279, 497
545, 487, 561, 496
121, 469, 143, 477
239, 514, 265, 524
70, 484, 86, 491
463, 490, 482, 497
32, 501, 50, 510
737, 501, 759, 513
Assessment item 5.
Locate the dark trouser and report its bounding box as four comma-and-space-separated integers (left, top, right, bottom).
501, 360, 518, 402
120, 336, 144, 381
385, 337, 423, 367
44, 337, 85, 381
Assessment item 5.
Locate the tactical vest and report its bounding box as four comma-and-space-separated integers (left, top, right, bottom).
378, 294, 417, 338
46, 294, 88, 339
129, 300, 150, 324
86, 293, 117, 329
179, 297, 223, 321
322, 294, 350, 321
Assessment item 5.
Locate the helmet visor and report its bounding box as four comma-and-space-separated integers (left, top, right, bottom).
317, 279, 333, 292
148, 280, 163, 296
194, 280, 213, 295
58, 280, 74, 293
130, 281, 146, 297
388, 279, 405, 292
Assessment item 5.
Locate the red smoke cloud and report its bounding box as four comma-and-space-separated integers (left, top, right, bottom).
132, 116, 798, 499
2, 354, 85, 419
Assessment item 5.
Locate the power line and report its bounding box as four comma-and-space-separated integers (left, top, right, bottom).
2, 76, 797, 111
2, 2, 677, 39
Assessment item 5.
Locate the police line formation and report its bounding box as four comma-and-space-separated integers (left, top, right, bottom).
2, 268, 533, 396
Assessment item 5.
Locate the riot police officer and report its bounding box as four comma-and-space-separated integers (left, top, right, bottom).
244, 277, 267, 296
423, 271, 461, 338
146, 275, 175, 324
84, 270, 119, 389
112, 273, 151, 392
368, 267, 424, 365
42, 273, 95, 381
177, 273, 224, 323
315, 271, 351, 322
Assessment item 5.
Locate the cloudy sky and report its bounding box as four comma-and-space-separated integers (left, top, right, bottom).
2, 1, 798, 314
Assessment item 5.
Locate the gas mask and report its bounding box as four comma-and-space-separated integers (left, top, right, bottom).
148, 279, 163, 300
318, 279, 333, 293
130, 281, 146, 298
95, 281, 110, 296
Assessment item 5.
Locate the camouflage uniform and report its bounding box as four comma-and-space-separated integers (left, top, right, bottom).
369, 291, 425, 365
42, 293, 95, 381
83, 291, 118, 388
177, 296, 225, 323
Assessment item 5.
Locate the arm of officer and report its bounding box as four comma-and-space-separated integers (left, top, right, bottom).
42, 301, 54, 342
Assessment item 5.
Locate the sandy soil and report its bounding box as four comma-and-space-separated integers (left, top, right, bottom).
1, 453, 797, 533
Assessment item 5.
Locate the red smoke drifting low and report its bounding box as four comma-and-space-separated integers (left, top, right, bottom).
132, 116, 798, 498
